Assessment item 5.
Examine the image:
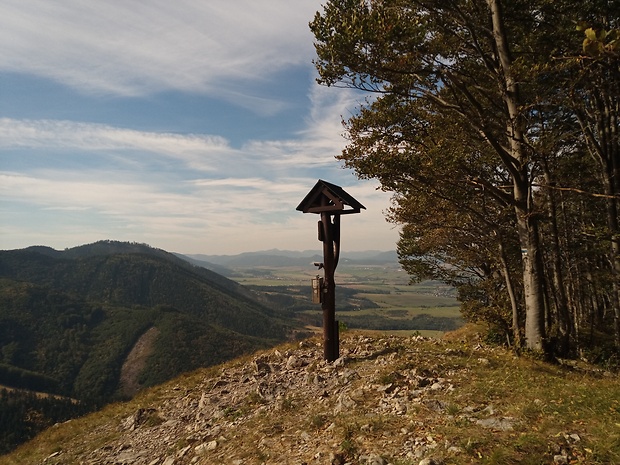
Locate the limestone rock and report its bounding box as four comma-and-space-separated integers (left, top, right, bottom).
35, 334, 561, 465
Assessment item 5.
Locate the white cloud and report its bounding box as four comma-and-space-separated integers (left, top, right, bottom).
0, 0, 321, 100
0, 162, 399, 254
0, 118, 229, 152
0, 79, 401, 253
0, 117, 237, 172
241, 85, 365, 170
0, 94, 357, 174
0, 8, 403, 257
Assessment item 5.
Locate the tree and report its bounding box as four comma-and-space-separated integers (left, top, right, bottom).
310, 0, 620, 355
571, 23, 620, 345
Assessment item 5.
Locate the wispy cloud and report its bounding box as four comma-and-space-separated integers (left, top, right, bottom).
0, 0, 319, 101
0, 118, 230, 152
0, 118, 238, 172
0, 91, 361, 174
244, 86, 365, 170
0, 108, 398, 253
0, 1, 400, 253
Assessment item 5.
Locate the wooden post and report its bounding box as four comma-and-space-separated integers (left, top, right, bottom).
296, 180, 364, 363
321, 211, 337, 362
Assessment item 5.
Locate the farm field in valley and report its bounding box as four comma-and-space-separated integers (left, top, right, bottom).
230, 262, 463, 336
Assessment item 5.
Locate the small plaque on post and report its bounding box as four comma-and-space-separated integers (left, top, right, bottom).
312, 276, 323, 304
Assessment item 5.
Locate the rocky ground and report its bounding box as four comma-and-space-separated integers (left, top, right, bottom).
32, 332, 601, 465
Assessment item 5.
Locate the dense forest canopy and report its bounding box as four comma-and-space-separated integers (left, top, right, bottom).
311, 0, 620, 358
0, 241, 293, 453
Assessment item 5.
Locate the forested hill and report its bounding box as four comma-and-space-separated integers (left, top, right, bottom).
15, 241, 249, 300
0, 241, 297, 454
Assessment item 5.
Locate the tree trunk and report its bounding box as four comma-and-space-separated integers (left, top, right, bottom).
488, 0, 547, 351
515, 193, 547, 351
604, 173, 620, 346
498, 238, 521, 345
542, 167, 571, 351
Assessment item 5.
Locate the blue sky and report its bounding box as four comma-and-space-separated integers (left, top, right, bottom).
0, 0, 398, 255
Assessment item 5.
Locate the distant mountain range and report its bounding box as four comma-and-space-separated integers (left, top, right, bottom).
181, 249, 398, 272
0, 240, 299, 453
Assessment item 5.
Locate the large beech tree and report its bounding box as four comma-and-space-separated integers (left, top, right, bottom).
311, 0, 620, 354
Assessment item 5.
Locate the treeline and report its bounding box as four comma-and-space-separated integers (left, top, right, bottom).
0, 389, 88, 455
311, 0, 620, 360
0, 250, 286, 340
0, 278, 152, 402
0, 281, 283, 404
0, 365, 60, 395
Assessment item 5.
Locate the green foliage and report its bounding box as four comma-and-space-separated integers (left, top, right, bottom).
0, 364, 60, 394
139, 310, 273, 389
579, 24, 620, 56
0, 388, 88, 455
71, 305, 156, 403
311, 0, 620, 356
0, 242, 294, 452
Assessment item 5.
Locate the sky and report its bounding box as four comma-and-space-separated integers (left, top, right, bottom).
0, 0, 399, 255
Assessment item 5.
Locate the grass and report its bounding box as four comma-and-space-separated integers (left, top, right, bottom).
343, 304, 461, 318
434, 345, 620, 464
2, 328, 619, 464
5, 259, 617, 464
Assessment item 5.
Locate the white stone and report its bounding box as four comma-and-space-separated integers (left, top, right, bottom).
286, 355, 302, 369
194, 440, 218, 455
198, 392, 208, 409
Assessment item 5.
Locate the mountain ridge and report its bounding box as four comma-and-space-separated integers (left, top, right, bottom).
5, 242, 399, 275
0, 241, 300, 453
183, 249, 398, 268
